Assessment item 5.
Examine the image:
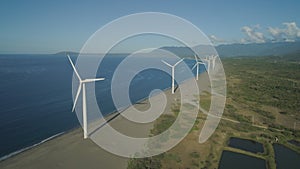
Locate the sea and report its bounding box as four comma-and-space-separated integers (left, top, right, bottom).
0, 53, 205, 160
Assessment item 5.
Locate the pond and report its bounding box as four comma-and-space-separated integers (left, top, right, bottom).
218, 150, 266, 169
288, 140, 300, 147
273, 144, 300, 169
228, 137, 264, 153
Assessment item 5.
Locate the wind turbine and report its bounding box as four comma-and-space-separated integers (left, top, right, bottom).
162, 58, 184, 94
210, 55, 217, 70
67, 54, 105, 139
192, 55, 206, 80
203, 57, 210, 74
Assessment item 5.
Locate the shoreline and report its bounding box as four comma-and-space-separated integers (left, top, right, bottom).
0, 71, 209, 169
0, 132, 65, 162
0, 87, 161, 162
0, 67, 203, 162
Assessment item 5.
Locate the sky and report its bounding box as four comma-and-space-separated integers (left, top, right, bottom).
0, 0, 300, 54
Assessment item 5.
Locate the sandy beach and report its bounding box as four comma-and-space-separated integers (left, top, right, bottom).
0, 73, 210, 169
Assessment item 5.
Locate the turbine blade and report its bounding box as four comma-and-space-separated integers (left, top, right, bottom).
72, 83, 82, 112
161, 60, 172, 67
192, 63, 197, 70
67, 54, 81, 80
83, 78, 105, 83
194, 55, 198, 62
174, 58, 184, 66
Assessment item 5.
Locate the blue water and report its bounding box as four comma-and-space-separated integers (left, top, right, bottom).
274, 144, 300, 169
0, 54, 204, 159
228, 137, 264, 153
218, 150, 266, 169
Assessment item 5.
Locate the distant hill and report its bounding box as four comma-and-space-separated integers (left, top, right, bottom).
54, 51, 79, 56
216, 41, 300, 57
263, 51, 300, 62
159, 42, 300, 58
56, 42, 300, 58
160, 45, 216, 58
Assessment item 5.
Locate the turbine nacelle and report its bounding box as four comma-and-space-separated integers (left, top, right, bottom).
161, 58, 184, 68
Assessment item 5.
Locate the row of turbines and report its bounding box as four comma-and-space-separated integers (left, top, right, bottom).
67, 54, 218, 139
162, 54, 217, 93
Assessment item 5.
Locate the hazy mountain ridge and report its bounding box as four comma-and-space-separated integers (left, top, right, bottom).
159, 41, 300, 58
216, 41, 300, 57
54, 42, 300, 58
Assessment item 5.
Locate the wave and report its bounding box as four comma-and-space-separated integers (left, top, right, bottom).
0, 132, 65, 162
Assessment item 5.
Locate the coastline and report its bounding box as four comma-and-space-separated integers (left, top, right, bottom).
0, 132, 65, 162
0, 71, 209, 169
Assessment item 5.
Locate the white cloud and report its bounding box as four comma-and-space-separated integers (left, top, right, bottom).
268, 27, 283, 39
241, 25, 266, 43
209, 35, 225, 44
267, 22, 300, 42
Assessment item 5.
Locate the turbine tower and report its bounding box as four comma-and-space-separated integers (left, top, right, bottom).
162, 58, 184, 94
203, 57, 210, 74
67, 54, 105, 139
210, 55, 217, 70
192, 55, 206, 80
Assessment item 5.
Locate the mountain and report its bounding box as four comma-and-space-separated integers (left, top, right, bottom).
216, 41, 300, 57
56, 42, 300, 58
159, 42, 300, 58
54, 51, 79, 55
160, 45, 216, 58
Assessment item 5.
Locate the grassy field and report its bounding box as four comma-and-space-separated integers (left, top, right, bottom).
128, 55, 300, 169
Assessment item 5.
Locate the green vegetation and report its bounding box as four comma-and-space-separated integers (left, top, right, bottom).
127, 154, 163, 169
223, 56, 300, 116
150, 114, 176, 135
199, 91, 211, 111
165, 153, 181, 163
127, 108, 177, 169
128, 55, 300, 169
190, 151, 200, 158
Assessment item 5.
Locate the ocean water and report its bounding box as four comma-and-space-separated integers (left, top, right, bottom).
0, 54, 205, 159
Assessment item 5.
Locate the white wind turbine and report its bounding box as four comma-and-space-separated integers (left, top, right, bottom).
203, 55, 218, 74
162, 58, 184, 94
192, 55, 206, 80
210, 55, 217, 70
203, 57, 210, 74
67, 54, 105, 139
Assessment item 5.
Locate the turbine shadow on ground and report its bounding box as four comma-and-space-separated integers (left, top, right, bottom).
89, 112, 121, 136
